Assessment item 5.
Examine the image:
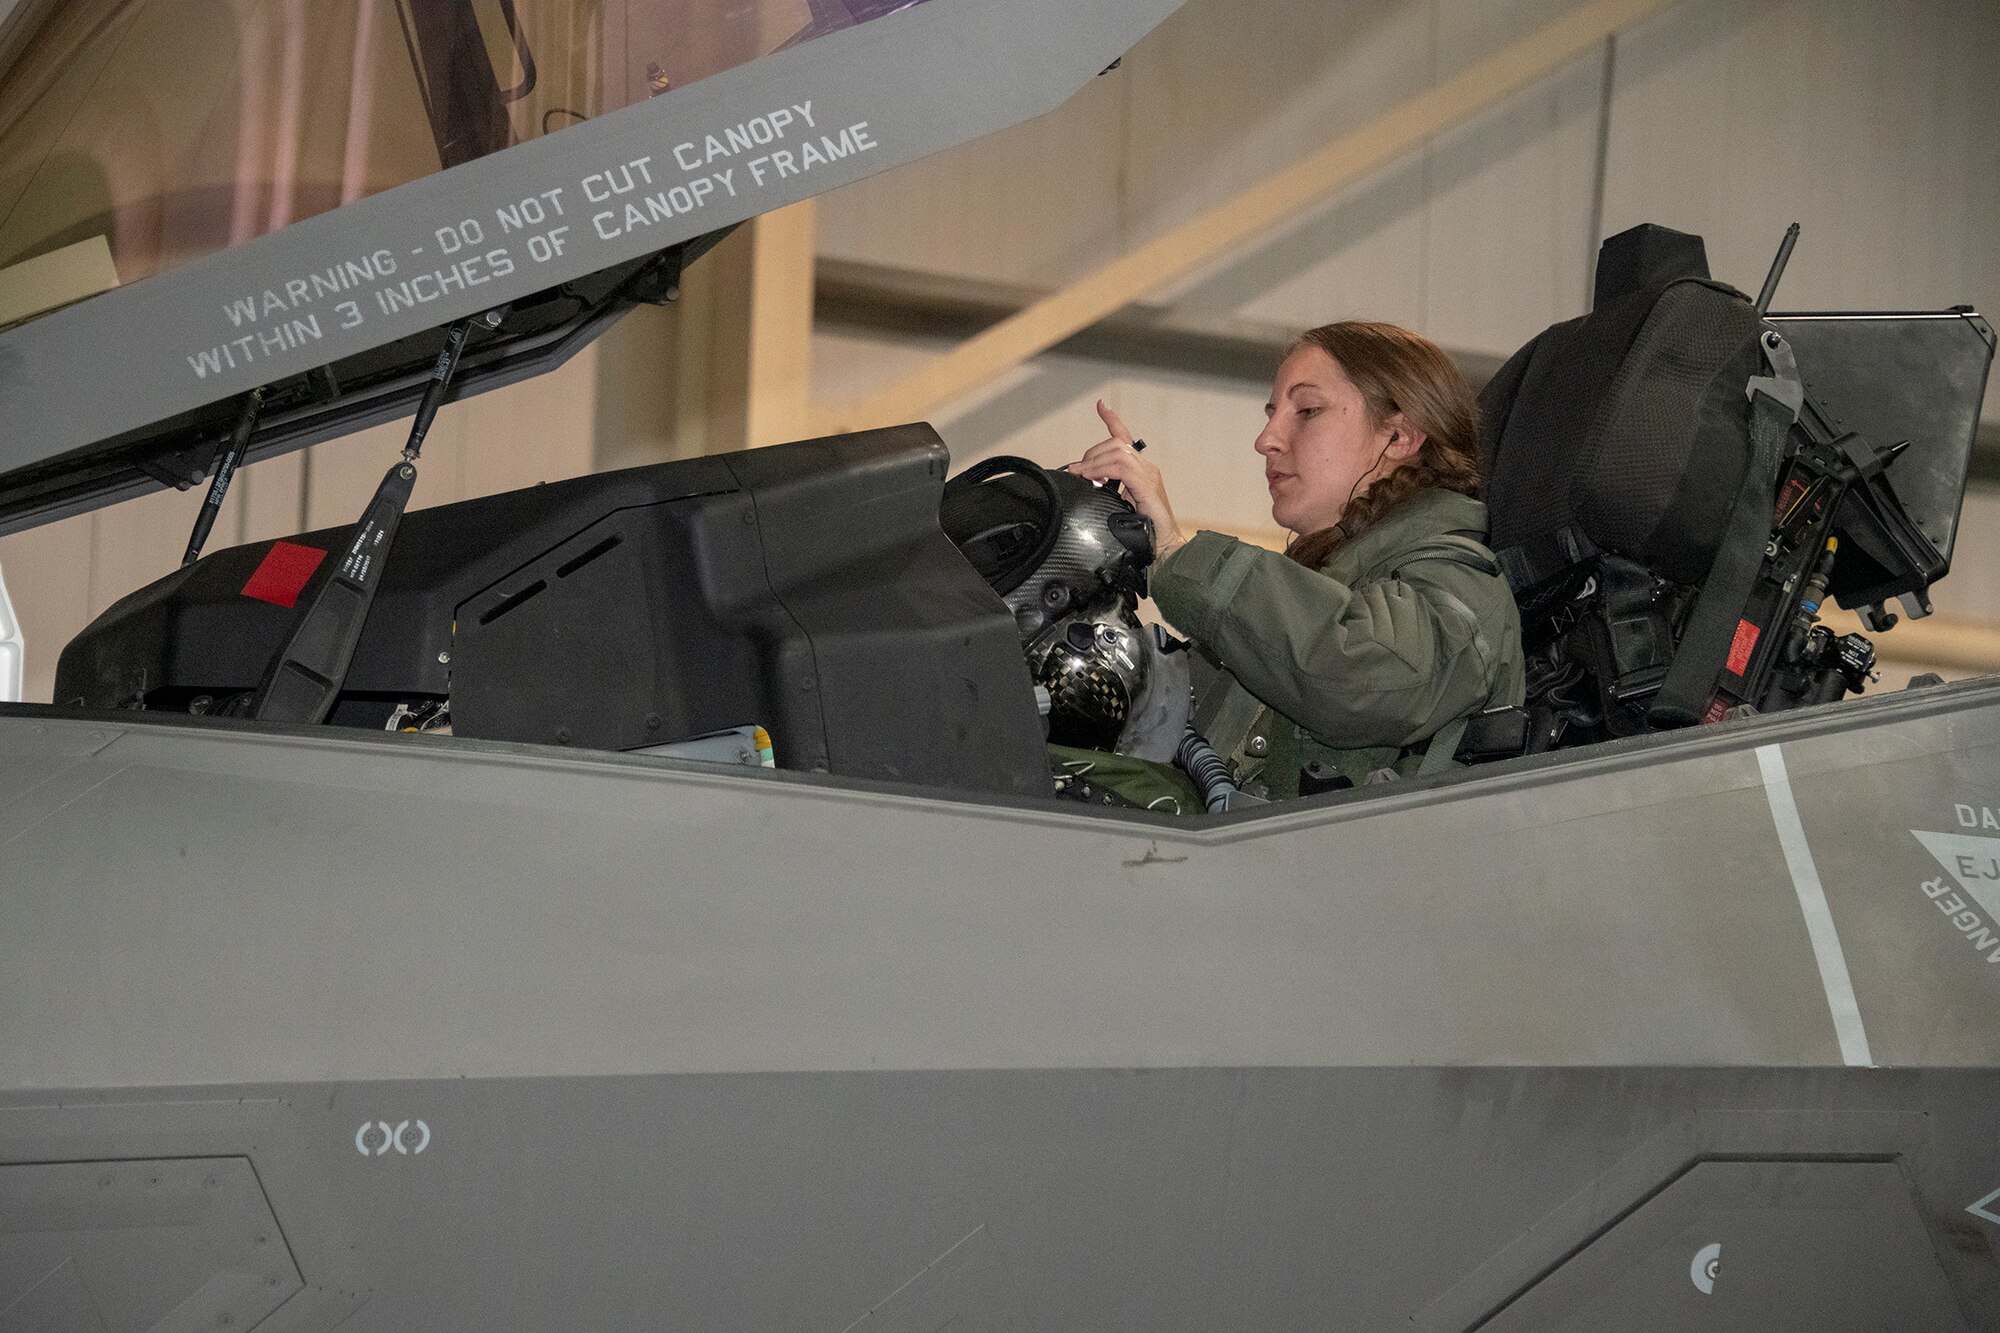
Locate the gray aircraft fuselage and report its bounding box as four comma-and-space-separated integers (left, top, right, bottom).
3, 674, 1999, 1329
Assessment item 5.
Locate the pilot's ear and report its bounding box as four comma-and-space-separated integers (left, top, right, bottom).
1382, 414, 1425, 461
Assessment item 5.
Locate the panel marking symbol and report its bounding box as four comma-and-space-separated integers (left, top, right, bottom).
1909, 829, 2000, 964
1911, 829, 2000, 921
1689, 1241, 1721, 1295
1968, 1185, 2000, 1227
354, 1119, 431, 1156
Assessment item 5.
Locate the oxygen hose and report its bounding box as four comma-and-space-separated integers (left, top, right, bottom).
1177, 724, 1247, 814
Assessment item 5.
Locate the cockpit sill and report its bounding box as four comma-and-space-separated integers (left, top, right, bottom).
7, 672, 1995, 835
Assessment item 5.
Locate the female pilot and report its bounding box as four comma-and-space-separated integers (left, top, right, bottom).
1071, 320, 1525, 800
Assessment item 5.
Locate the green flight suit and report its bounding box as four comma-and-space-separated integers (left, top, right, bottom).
1151, 488, 1526, 800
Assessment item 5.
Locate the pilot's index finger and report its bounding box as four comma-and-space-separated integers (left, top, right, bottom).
1095, 398, 1134, 443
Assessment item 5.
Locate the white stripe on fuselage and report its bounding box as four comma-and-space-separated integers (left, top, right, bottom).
1756, 744, 1874, 1067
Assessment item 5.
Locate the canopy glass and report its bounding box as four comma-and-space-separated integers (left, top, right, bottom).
0, 0, 926, 327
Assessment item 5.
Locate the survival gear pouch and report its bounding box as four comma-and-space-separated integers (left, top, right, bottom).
1478, 223, 1990, 750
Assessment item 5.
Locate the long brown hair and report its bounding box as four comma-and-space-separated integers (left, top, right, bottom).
1282, 321, 1482, 569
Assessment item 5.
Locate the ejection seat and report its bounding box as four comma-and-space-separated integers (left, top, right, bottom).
1472, 223, 1994, 754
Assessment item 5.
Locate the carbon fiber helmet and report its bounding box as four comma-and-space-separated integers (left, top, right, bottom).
940, 457, 1156, 750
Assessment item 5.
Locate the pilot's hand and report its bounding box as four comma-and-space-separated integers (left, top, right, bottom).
1069, 400, 1189, 562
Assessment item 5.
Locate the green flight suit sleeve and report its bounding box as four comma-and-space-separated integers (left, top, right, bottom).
1153, 530, 1506, 750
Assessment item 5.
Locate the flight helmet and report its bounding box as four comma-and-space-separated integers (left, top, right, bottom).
939, 456, 1156, 750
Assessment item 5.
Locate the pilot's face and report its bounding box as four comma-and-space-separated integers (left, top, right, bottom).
1256, 345, 1404, 536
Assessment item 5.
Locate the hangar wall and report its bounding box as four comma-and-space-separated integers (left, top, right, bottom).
818, 0, 2000, 364
807, 0, 2000, 682
1, 0, 1996, 704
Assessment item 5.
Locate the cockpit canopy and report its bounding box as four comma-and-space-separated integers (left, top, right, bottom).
0, 0, 928, 320
0, 0, 1181, 536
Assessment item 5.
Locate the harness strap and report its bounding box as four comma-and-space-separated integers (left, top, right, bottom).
1647, 330, 1800, 727
1416, 715, 1470, 777
1494, 525, 1597, 595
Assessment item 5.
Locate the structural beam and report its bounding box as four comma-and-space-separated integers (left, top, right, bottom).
815, 258, 1510, 389
670, 202, 817, 455
743, 201, 818, 449
816, 0, 1678, 435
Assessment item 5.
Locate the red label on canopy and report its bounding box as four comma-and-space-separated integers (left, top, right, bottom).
241, 540, 326, 608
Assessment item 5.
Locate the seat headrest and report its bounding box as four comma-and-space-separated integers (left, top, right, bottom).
1593, 224, 1710, 308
